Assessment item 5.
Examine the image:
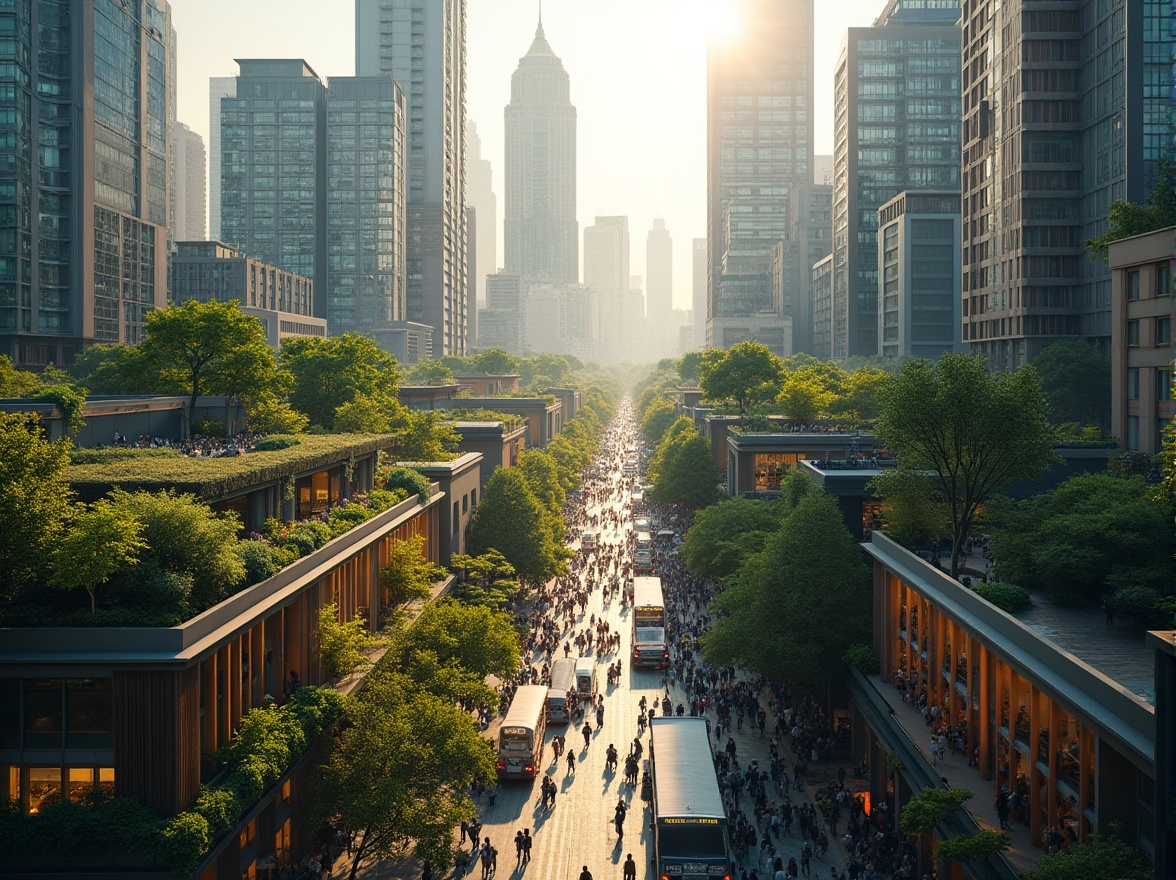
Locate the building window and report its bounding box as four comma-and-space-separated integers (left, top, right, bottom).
461, 494, 468, 514
1156, 317, 1171, 345
1158, 369, 1172, 402
1127, 320, 1139, 346
1126, 415, 1139, 450
471, 488, 477, 507
1127, 368, 1140, 400
1126, 270, 1140, 300
1158, 263, 1172, 297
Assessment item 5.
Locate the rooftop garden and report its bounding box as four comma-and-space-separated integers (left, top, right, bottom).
445, 408, 525, 431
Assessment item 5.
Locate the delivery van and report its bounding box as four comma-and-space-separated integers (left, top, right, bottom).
574, 656, 597, 700
546, 657, 577, 723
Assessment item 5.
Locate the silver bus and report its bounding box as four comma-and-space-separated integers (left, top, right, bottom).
496, 684, 548, 780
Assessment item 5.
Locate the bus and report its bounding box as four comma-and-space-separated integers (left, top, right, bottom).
632, 576, 668, 668
630, 489, 645, 513
649, 717, 730, 880
496, 684, 548, 780
634, 530, 654, 575
546, 657, 577, 724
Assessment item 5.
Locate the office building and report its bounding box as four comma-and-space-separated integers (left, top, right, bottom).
0, 0, 173, 367
876, 190, 962, 359
583, 216, 630, 362
1109, 226, 1175, 455
692, 238, 707, 350
208, 76, 237, 242
220, 60, 328, 318
504, 15, 578, 284
813, 154, 833, 186
356, 0, 469, 357
960, 0, 1174, 369
478, 271, 525, 354
707, 0, 814, 352
811, 254, 834, 358
325, 77, 407, 335
774, 183, 832, 355
646, 220, 673, 358
832, 0, 960, 359
467, 122, 497, 305
171, 122, 207, 243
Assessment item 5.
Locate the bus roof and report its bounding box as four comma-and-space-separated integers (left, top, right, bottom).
502, 684, 548, 730
550, 657, 577, 692
633, 576, 663, 607
650, 717, 725, 820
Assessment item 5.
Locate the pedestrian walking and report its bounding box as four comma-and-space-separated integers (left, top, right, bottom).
567, 750, 577, 774
579, 867, 593, 880
522, 829, 532, 863
623, 853, 637, 880
583, 721, 593, 748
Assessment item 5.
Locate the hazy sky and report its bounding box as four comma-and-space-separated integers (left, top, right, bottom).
174, 0, 886, 312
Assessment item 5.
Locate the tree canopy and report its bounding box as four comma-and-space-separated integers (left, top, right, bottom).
1086, 155, 1176, 262
50, 499, 147, 614
680, 497, 787, 580
698, 341, 782, 422
874, 354, 1055, 576
1031, 340, 1111, 430
467, 467, 569, 586
379, 533, 446, 608
1020, 831, 1152, 880
281, 334, 401, 430
649, 424, 721, 508
640, 395, 678, 445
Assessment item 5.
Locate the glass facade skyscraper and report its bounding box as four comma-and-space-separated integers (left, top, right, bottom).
0, 0, 172, 366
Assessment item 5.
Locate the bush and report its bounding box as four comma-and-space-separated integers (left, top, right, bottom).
252, 435, 302, 452
191, 419, 226, 436
842, 643, 880, 674
238, 540, 280, 585
1110, 585, 1169, 626
973, 582, 1032, 613
381, 465, 432, 501
157, 811, 210, 877
318, 602, 377, 678
191, 786, 241, 839
286, 685, 347, 740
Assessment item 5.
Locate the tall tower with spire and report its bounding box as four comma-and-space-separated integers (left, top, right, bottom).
504, 12, 578, 284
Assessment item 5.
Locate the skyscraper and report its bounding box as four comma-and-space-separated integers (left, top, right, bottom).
831, 0, 961, 358
646, 220, 673, 357
208, 76, 237, 243
583, 216, 630, 363
466, 122, 497, 305
960, 0, 1173, 368
0, 0, 173, 366
707, 0, 814, 354
172, 122, 207, 242
692, 238, 707, 351
356, 0, 469, 357
504, 15, 578, 285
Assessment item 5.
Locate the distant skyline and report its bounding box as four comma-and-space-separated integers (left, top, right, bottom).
173, 0, 886, 315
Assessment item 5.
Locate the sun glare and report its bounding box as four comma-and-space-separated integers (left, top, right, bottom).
677, 0, 745, 48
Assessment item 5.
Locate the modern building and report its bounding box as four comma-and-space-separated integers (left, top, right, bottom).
466, 205, 478, 347
208, 76, 237, 243
832, 0, 961, 359
220, 60, 328, 318
478, 271, 525, 354
369, 321, 433, 365
466, 122, 497, 306
774, 183, 833, 355
0, 0, 174, 368
724, 431, 877, 497
813, 153, 833, 186
1109, 226, 1175, 455
408, 452, 482, 564
451, 420, 527, 488
811, 254, 835, 358
583, 216, 630, 362
172, 122, 207, 243
707, 0, 814, 352
692, 237, 707, 350
356, 0, 469, 357
876, 190, 962, 358
646, 220, 673, 357
504, 16, 578, 285
168, 241, 325, 350
325, 76, 407, 335
521, 281, 600, 361
959, 0, 1174, 369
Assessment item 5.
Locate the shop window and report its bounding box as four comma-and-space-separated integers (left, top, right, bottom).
23, 679, 62, 748
28, 767, 61, 813
66, 678, 112, 748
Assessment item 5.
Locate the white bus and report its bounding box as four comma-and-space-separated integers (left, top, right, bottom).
632, 576, 668, 669
497, 684, 548, 780
546, 657, 577, 724
634, 530, 654, 575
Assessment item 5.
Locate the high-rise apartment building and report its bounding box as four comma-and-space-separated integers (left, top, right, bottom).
172, 122, 207, 243
811, 254, 835, 358
583, 216, 630, 363
325, 77, 407, 334
692, 238, 707, 350
960, 0, 1173, 369
707, 0, 814, 352
0, 0, 173, 367
832, 0, 960, 359
646, 220, 673, 357
774, 183, 832, 355
479, 271, 524, 354
208, 76, 236, 242
504, 16, 578, 284
220, 60, 328, 317
466, 122, 497, 305
356, 0, 469, 357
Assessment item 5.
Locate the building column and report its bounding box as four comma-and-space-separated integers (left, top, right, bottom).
978, 645, 992, 780
201, 653, 217, 757
252, 621, 265, 706
1047, 701, 1060, 840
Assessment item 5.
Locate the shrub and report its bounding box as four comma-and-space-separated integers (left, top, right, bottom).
286, 685, 347, 741
237, 540, 280, 585
157, 811, 211, 877
252, 435, 301, 452
842, 643, 880, 674
381, 465, 432, 501
1110, 585, 1169, 626
317, 602, 377, 678
191, 786, 240, 839
366, 487, 408, 511
973, 582, 1033, 613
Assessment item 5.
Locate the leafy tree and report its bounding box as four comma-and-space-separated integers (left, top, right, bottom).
647, 415, 700, 482
1020, 830, 1151, 880
245, 396, 309, 434
469, 348, 520, 375
331, 392, 401, 434
678, 351, 704, 385
449, 550, 519, 610
777, 364, 839, 423
34, 384, 88, 436
704, 493, 870, 685
641, 395, 678, 445
546, 433, 592, 490
379, 533, 446, 608
66, 344, 155, 395
281, 334, 400, 430
0, 354, 43, 397
0, 412, 73, 601
50, 500, 147, 613
875, 354, 1055, 577
1031, 341, 1111, 430
404, 359, 455, 385
518, 353, 574, 391
831, 366, 891, 426
139, 299, 281, 421
395, 410, 459, 462
698, 341, 782, 423
517, 450, 566, 515
467, 467, 569, 587
317, 602, 378, 679
381, 466, 432, 502
392, 599, 520, 684
681, 497, 785, 579
1086, 155, 1176, 262
870, 469, 951, 548
900, 787, 974, 835
650, 427, 720, 508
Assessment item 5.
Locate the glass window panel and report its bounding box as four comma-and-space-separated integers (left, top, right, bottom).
28, 767, 61, 813
0, 679, 18, 747
67, 767, 94, 802
66, 678, 112, 748
23, 679, 62, 748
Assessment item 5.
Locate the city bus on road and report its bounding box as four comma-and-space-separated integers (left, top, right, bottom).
634, 530, 654, 575
649, 717, 730, 880
632, 576, 668, 668
496, 684, 547, 780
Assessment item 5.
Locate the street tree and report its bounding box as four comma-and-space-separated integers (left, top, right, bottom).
640, 395, 677, 445
704, 493, 870, 686
698, 341, 782, 423
546, 433, 591, 490
449, 549, 519, 609
0, 413, 73, 602
467, 467, 569, 587
681, 497, 785, 580
281, 334, 400, 430
777, 364, 839, 424
1020, 831, 1152, 880
646, 415, 699, 482
875, 354, 1055, 577
650, 427, 720, 508
1030, 340, 1111, 430
50, 500, 147, 614
518, 449, 568, 546
392, 599, 520, 683
379, 533, 446, 608
140, 299, 280, 422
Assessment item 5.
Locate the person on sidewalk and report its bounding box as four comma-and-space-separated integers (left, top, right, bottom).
623, 853, 637, 880
579, 866, 593, 880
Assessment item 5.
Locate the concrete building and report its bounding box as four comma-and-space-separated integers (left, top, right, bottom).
525, 282, 563, 354
707, 0, 813, 352
1109, 226, 1175, 455
832, 0, 961, 359
876, 190, 962, 358
521, 281, 598, 361
646, 220, 673, 357
409, 452, 483, 564
208, 76, 237, 243
466, 122, 497, 306
171, 123, 207, 243
813, 153, 833, 186
356, 0, 469, 357
325, 77, 407, 335
774, 183, 833, 355
811, 254, 835, 359
0, 0, 174, 368
504, 16, 578, 285
583, 216, 630, 362
960, 0, 1174, 369
478, 271, 525, 354
369, 322, 433, 365
692, 238, 707, 350
220, 60, 328, 318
